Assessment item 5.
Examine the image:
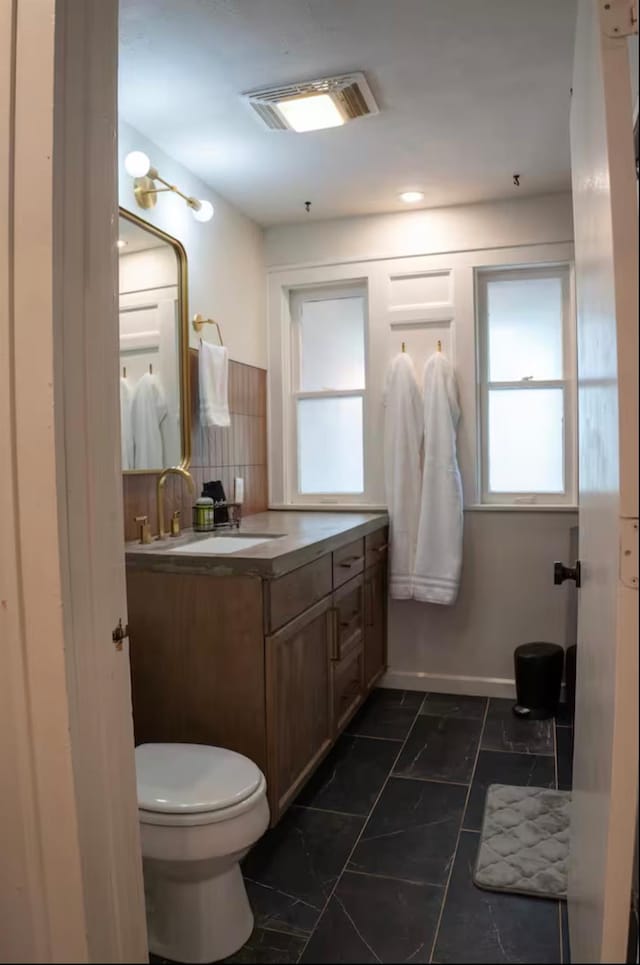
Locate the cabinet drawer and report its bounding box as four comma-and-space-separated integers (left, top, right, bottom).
268, 555, 332, 633
332, 646, 364, 734
365, 527, 389, 569
333, 538, 365, 588
332, 574, 364, 663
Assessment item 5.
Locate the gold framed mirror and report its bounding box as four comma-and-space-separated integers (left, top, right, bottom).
118, 208, 191, 473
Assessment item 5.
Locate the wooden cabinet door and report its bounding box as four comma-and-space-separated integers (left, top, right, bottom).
364, 561, 388, 691
266, 596, 333, 822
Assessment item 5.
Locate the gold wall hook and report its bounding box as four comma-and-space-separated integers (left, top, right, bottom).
437, 340, 442, 352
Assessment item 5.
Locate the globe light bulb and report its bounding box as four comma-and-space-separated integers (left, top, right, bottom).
125, 151, 151, 178
192, 199, 214, 223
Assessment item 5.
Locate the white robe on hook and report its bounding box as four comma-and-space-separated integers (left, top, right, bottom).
383, 352, 424, 600
120, 376, 134, 470
131, 371, 168, 469
413, 351, 463, 605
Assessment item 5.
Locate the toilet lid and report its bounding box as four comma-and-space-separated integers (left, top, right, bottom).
135, 743, 262, 813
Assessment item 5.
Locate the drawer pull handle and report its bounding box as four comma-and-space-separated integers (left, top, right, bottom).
340, 609, 360, 628
339, 555, 364, 569
375, 543, 389, 553
330, 607, 340, 660
365, 580, 374, 627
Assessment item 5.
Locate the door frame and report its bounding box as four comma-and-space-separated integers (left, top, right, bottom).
53, 0, 148, 959
0, 1, 89, 959
1, 1, 147, 961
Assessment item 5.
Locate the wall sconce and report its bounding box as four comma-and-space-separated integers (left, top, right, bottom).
124, 151, 214, 223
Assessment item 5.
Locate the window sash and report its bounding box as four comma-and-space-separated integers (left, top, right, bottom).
477, 265, 575, 505
289, 285, 368, 503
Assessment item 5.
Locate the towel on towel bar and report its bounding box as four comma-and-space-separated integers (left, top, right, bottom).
413, 351, 463, 605
383, 352, 424, 600
199, 339, 231, 428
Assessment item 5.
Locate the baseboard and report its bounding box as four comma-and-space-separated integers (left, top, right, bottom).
379, 670, 516, 700
379, 671, 568, 703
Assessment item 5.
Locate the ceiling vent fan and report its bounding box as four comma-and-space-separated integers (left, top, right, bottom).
245, 72, 379, 133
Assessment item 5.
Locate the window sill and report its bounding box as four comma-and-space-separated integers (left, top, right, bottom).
466, 504, 578, 513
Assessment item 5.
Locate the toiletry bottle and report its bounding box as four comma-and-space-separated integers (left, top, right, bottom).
194, 496, 214, 532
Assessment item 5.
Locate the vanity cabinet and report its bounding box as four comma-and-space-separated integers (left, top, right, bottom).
127, 521, 388, 826
266, 597, 334, 817
364, 561, 387, 689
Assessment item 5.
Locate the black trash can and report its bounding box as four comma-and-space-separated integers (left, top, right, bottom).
513, 642, 564, 720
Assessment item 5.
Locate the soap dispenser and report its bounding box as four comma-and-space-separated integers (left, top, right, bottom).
170, 510, 181, 537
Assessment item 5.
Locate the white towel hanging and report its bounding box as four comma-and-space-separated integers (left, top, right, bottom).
383, 352, 424, 600
413, 350, 463, 605
199, 338, 230, 428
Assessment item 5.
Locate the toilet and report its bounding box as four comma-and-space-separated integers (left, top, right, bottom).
135, 743, 270, 964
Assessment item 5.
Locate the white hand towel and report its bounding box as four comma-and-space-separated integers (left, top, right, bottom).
384, 353, 424, 600
120, 376, 134, 471
413, 352, 463, 605
131, 371, 168, 469
199, 340, 230, 428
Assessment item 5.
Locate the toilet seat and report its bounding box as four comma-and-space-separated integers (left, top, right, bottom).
139, 774, 267, 827
136, 743, 264, 825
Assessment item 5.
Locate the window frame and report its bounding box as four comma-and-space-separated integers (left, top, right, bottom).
476, 264, 577, 507
288, 283, 370, 505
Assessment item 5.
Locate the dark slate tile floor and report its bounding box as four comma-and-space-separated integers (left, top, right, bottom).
150, 691, 574, 965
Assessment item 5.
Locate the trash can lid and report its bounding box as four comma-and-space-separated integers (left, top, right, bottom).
515, 642, 564, 659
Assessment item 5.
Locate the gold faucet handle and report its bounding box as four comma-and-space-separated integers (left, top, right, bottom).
134, 515, 152, 545
170, 510, 181, 538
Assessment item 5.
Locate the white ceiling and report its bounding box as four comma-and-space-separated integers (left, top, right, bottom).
119, 0, 576, 226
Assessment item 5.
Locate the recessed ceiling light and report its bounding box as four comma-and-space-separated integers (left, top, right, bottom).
276, 93, 345, 133
399, 191, 424, 203
117, 239, 127, 248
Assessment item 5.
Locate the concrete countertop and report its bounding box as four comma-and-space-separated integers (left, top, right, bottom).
125, 510, 388, 579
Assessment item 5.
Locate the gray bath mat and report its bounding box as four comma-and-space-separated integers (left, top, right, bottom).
473, 784, 571, 899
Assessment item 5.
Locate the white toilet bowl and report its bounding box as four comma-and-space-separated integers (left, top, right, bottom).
136, 743, 270, 964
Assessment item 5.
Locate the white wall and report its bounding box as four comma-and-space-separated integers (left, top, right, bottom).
265, 192, 578, 696
119, 120, 266, 368
265, 192, 574, 268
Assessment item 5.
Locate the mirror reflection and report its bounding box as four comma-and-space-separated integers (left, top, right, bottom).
118, 211, 187, 472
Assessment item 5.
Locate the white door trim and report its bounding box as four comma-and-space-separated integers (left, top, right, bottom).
53, 1, 147, 960
0, 1, 88, 959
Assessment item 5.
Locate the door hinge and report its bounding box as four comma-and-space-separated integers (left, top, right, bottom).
620, 518, 639, 589
112, 618, 129, 651
601, 0, 639, 38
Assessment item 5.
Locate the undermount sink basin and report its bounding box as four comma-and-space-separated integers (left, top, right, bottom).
169, 535, 276, 555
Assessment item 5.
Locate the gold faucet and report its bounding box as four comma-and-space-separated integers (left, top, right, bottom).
156, 467, 195, 540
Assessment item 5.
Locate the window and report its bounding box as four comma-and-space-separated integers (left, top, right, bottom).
290, 286, 367, 499
477, 265, 575, 505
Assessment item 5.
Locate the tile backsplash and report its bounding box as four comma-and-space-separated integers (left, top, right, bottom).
123, 350, 268, 541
